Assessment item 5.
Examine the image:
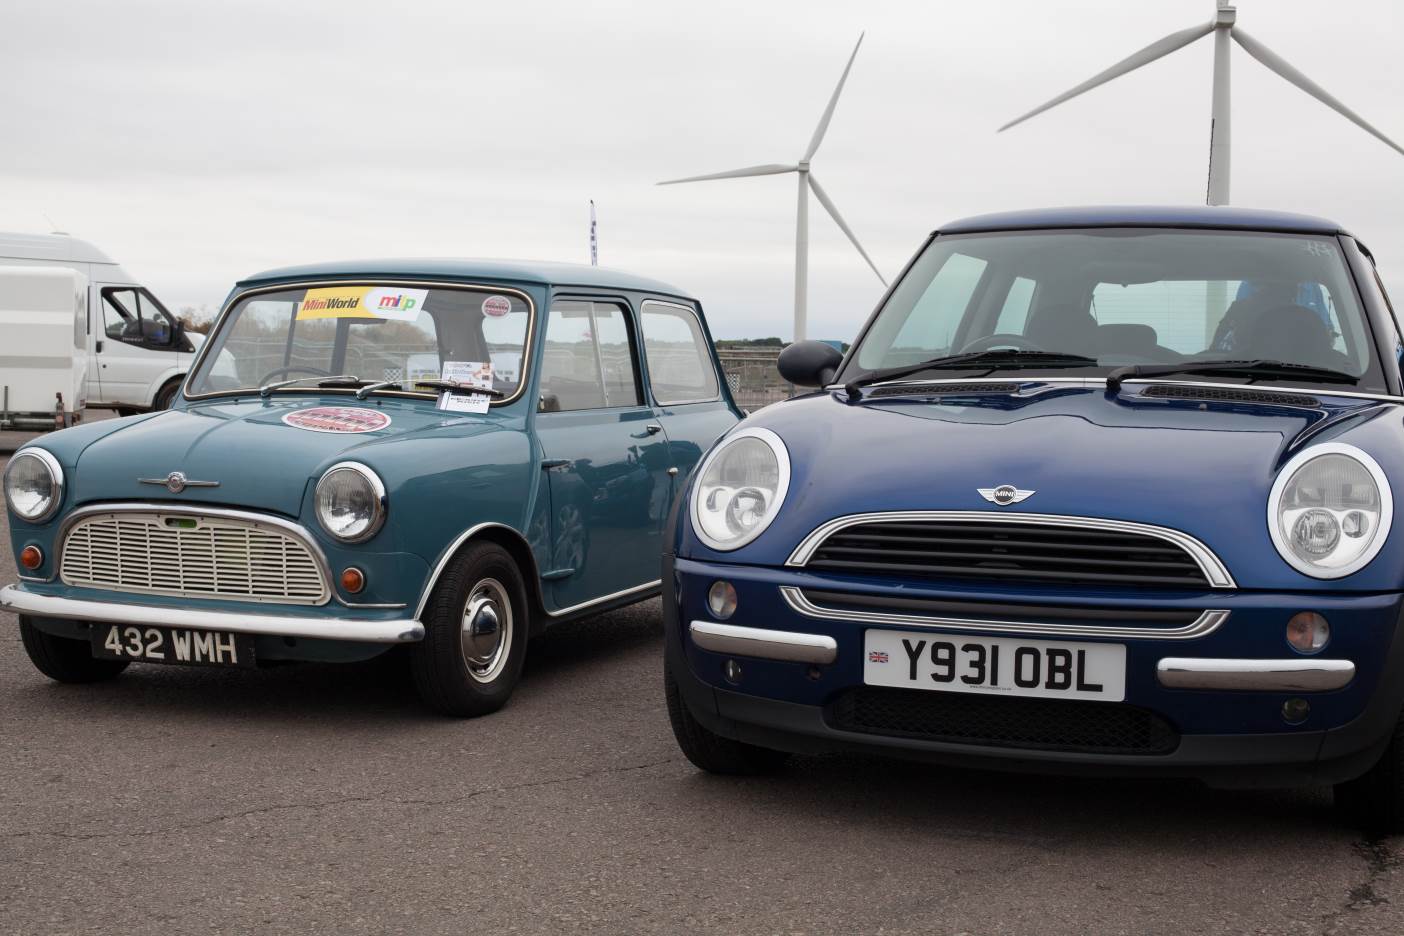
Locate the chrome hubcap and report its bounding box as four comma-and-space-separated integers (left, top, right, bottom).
460, 577, 512, 683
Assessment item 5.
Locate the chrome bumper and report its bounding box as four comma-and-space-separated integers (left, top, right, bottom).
0, 584, 424, 644
1156, 657, 1355, 692
689, 620, 837, 665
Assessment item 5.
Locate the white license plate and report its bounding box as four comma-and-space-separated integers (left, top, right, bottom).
863, 630, 1126, 702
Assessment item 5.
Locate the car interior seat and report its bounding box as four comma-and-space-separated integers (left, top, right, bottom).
1023, 303, 1098, 352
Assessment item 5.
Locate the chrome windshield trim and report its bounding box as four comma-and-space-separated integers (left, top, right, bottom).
0, 584, 423, 644
182, 278, 537, 408
1156, 657, 1355, 692
786, 510, 1236, 589
689, 620, 837, 665
782, 587, 1229, 641
56, 502, 333, 606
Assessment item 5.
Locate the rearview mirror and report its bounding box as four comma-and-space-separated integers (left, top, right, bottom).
777, 340, 843, 388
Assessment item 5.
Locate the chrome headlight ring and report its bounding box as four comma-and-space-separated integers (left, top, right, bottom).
3, 448, 64, 523
1268, 442, 1392, 579
314, 461, 387, 544
689, 426, 791, 552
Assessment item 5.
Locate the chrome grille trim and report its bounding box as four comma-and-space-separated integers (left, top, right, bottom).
786, 511, 1236, 589
58, 503, 331, 606
781, 587, 1230, 641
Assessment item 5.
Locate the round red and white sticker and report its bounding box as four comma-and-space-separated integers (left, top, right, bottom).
481, 295, 512, 318
282, 407, 392, 434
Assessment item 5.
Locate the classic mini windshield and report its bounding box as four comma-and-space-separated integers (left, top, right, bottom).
186, 283, 532, 401
848, 229, 1385, 391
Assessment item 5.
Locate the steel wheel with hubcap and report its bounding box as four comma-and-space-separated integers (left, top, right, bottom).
411, 542, 528, 717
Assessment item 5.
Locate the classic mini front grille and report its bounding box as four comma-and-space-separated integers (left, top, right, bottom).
800, 518, 1214, 588
827, 687, 1180, 755
60, 512, 329, 605
866, 383, 1020, 398
1139, 384, 1320, 408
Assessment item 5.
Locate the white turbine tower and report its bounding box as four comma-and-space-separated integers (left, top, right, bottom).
1000, 1, 1404, 205
658, 33, 886, 342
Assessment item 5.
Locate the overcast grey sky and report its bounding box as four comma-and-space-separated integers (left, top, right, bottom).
3, 0, 1403, 340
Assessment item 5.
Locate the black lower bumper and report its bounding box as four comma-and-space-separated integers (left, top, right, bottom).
662, 554, 1404, 789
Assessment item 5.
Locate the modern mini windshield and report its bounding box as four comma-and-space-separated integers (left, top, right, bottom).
187, 284, 532, 401
848, 229, 1382, 391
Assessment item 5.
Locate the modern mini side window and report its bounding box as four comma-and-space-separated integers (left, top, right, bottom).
539, 301, 642, 412
640, 301, 719, 404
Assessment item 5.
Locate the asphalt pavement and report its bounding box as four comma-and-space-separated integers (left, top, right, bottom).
1, 437, 1402, 935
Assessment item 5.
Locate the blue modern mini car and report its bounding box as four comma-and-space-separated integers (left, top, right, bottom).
3, 259, 739, 715
664, 206, 1404, 830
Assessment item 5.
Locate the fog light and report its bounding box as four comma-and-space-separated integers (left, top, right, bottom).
723, 659, 743, 684
1286, 612, 1329, 654
1282, 698, 1310, 725
340, 567, 365, 594
19, 545, 42, 570
707, 580, 738, 620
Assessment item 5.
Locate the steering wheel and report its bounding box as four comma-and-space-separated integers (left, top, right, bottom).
958, 333, 1047, 354
256, 365, 334, 384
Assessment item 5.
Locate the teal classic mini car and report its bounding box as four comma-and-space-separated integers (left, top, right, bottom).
2, 260, 739, 715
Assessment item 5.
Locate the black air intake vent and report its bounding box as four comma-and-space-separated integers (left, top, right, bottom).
1139, 384, 1320, 408
866, 382, 1020, 398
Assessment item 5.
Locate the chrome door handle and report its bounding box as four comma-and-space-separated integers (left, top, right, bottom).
645, 423, 663, 435
667, 467, 679, 476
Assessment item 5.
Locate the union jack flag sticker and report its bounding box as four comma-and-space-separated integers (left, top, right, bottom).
869, 650, 890, 664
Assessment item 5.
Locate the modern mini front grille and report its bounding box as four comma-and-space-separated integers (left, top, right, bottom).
60, 512, 329, 605
827, 687, 1180, 755
866, 382, 1020, 398
800, 517, 1215, 588
1139, 384, 1320, 408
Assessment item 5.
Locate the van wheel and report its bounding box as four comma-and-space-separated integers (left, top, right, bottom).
665, 662, 788, 774
20, 617, 129, 683
153, 380, 181, 410
1334, 709, 1404, 834
410, 542, 528, 717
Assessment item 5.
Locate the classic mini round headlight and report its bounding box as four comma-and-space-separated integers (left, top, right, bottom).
690, 427, 791, 551
1269, 443, 1392, 579
3, 449, 64, 523
314, 462, 386, 543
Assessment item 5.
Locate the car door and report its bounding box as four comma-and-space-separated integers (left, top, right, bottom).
637, 299, 739, 501
534, 299, 671, 611
95, 286, 180, 406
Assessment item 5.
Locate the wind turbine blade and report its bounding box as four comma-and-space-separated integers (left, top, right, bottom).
807, 174, 887, 286
656, 163, 799, 185
1232, 28, 1404, 159
804, 32, 865, 161
999, 20, 1215, 132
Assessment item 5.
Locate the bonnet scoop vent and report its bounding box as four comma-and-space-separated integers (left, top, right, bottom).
1139, 384, 1320, 409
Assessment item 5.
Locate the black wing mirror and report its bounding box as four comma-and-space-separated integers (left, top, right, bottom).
777, 340, 843, 388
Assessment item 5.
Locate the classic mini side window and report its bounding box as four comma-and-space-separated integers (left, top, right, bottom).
640, 301, 719, 404
101, 288, 176, 349
538, 301, 642, 412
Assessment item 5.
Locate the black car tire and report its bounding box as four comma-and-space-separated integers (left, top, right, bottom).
1334, 710, 1404, 834
20, 617, 129, 683
153, 379, 182, 411
410, 541, 528, 717
665, 662, 788, 774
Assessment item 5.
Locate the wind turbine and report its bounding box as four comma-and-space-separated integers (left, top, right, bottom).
658, 33, 886, 342
1000, 1, 1404, 205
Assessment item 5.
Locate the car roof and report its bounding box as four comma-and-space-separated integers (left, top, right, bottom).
238, 258, 694, 299
938, 206, 1347, 237
0, 231, 119, 265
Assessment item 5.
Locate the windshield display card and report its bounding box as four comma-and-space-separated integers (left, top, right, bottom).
437, 361, 493, 413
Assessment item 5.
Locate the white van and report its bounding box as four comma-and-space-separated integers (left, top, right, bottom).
0, 232, 200, 413
0, 267, 88, 431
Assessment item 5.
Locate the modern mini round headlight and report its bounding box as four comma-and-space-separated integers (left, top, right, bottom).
3, 449, 63, 523
315, 462, 386, 543
690, 427, 790, 551
1269, 443, 1392, 579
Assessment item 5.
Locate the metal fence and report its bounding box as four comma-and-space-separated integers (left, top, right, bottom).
715, 348, 792, 412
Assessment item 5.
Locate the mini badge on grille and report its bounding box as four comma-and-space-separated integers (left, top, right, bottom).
978, 484, 1034, 506
138, 471, 221, 494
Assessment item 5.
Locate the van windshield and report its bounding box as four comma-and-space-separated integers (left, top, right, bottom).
846, 228, 1385, 392
187, 283, 532, 401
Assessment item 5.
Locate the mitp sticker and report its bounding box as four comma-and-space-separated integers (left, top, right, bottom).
481, 295, 512, 318
296, 286, 428, 322
282, 407, 392, 433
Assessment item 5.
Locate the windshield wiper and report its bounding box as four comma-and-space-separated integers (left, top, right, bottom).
259, 375, 365, 397
845, 350, 1100, 396
1106, 359, 1358, 390
411, 379, 506, 399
